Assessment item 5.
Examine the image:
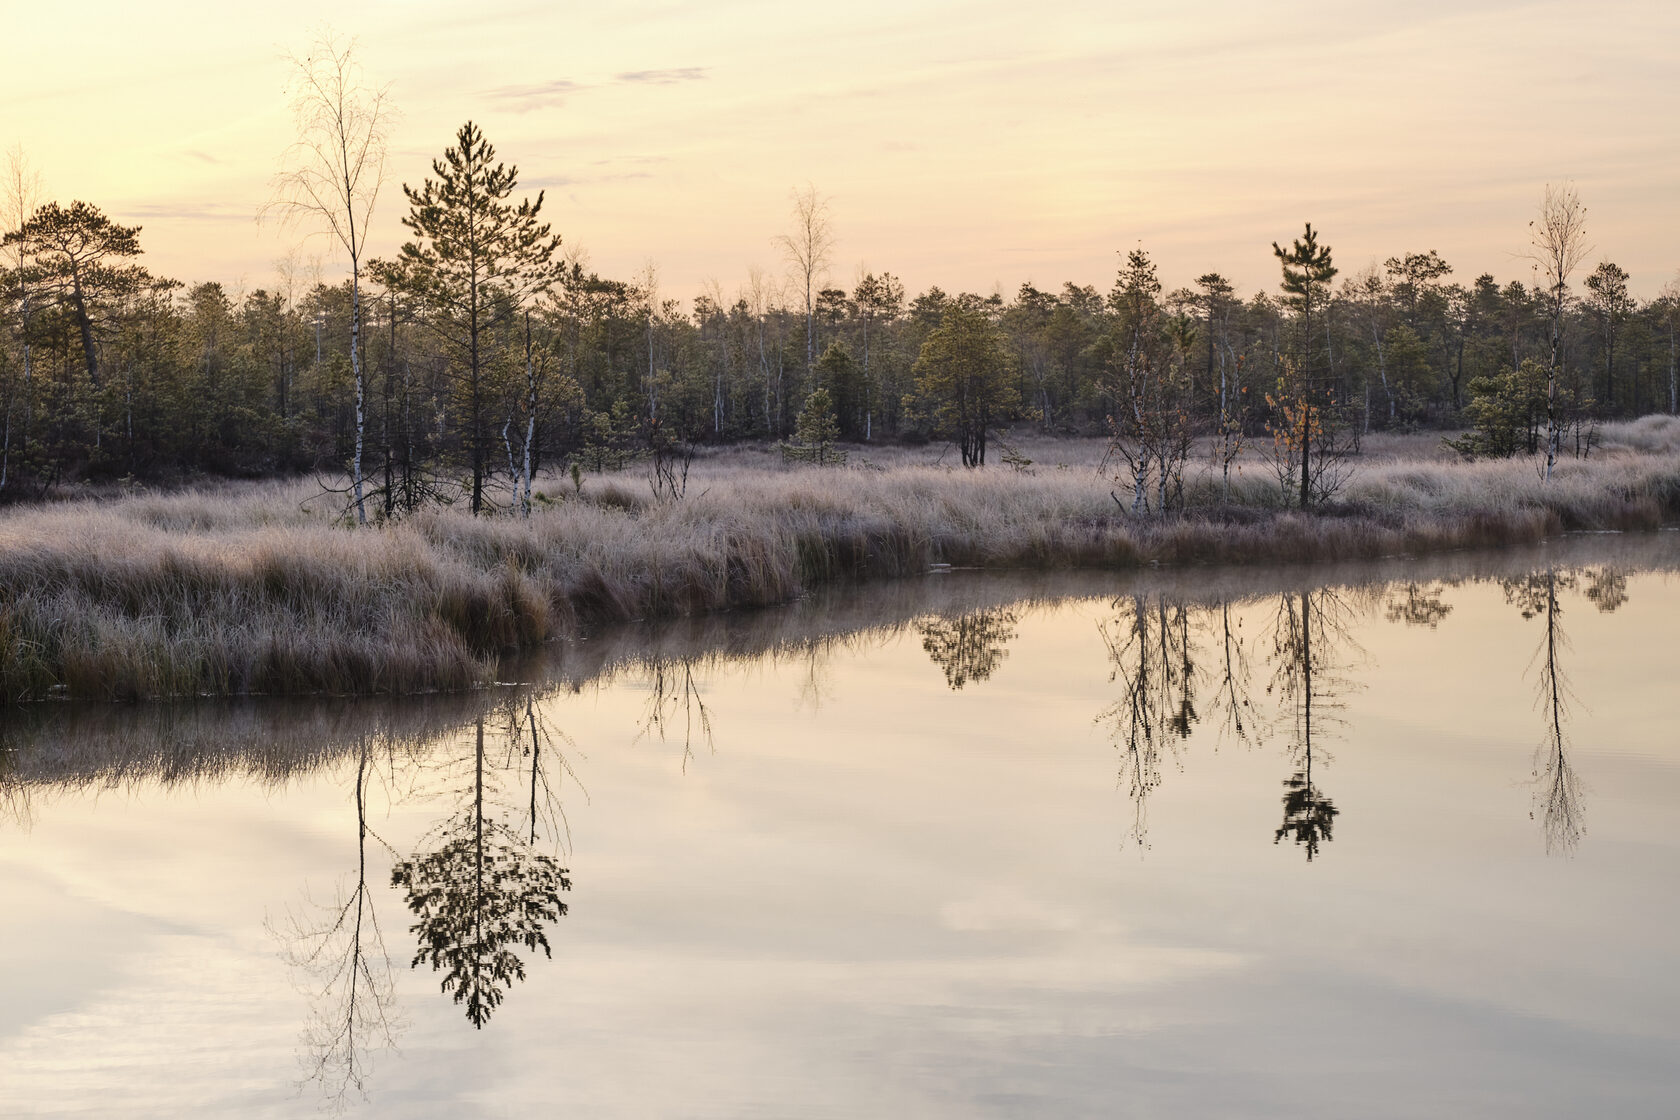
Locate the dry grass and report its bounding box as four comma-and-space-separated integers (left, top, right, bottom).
2, 419, 1677, 704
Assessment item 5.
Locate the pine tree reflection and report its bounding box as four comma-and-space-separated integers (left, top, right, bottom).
392, 713, 572, 1028
1384, 581, 1455, 628
916, 608, 1020, 690
1584, 566, 1628, 614
1097, 595, 1202, 848
272, 737, 401, 1107
1267, 590, 1360, 861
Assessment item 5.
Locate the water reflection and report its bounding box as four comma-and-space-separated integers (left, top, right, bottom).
635, 658, 716, 771
1384, 580, 1454, 628
1209, 600, 1262, 751
1267, 589, 1362, 861
1098, 595, 1201, 847
1499, 564, 1628, 855
1095, 584, 1366, 859
1, 539, 1675, 1113
271, 737, 401, 1105
917, 608, 1020, 690
392, 712, 573, 1029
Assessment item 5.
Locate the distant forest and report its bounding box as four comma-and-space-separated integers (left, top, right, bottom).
2, 121, 1676, 509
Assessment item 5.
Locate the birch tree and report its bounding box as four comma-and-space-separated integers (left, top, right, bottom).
269, 32, 393, 525
1527, 184, 1590, 482
775, 184, 833, 378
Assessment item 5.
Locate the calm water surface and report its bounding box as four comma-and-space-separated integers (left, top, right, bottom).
2, 537, 1677, 1118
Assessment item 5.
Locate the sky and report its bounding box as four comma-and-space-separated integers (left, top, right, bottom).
5, 0, 1678, 304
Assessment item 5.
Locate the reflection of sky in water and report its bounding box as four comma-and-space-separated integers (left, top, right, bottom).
1, 542, 1677, 1117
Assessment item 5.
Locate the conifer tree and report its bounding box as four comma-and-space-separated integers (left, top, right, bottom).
5, 201, 147, 394
793, 384, 839, 463
379, 122, 564, 513
1272, 223, 1338, 507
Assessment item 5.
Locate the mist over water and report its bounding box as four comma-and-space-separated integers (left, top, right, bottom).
2, 536, 1677, 1118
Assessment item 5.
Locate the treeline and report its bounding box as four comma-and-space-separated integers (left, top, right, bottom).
2, 132, 1677, 510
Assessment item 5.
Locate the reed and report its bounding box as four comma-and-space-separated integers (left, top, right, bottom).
2, 424, 1676, 704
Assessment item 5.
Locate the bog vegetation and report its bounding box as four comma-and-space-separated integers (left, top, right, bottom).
2, 419, 1679, 705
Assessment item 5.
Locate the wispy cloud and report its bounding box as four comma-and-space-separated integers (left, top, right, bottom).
522, 170, 654, 190
182, 150, 223, 166
121, 202, 251, 223
613, 67, 707, 85
484, 78, 588, 112
483, 68, 707, 112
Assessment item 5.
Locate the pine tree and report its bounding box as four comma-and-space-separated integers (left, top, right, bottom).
793, 384, 840, 464
1271, 223, 1338, 507
378, 122, 564, 514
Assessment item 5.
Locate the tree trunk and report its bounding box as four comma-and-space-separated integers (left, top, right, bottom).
1299, 300, 1312, 510
350, 263, 367, 524
521, 311, 536, 519
469, 274, 484, 515
1669, 322, 1676, 415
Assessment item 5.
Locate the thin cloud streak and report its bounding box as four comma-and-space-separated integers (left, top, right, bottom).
481, 68, 707, 112
483, 78, 589, 112
613, 67, 708, 84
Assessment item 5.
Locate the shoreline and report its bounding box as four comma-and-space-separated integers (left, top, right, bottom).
2, 531, 1675, 785
2, 436, 1677, 705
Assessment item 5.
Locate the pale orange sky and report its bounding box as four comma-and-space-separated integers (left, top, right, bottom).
5, 0, 1678, 304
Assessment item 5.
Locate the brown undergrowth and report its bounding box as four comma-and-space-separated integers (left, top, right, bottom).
2, 420, 1677, 704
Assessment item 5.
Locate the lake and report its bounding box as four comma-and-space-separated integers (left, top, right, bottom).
2, 535, 1676, 1118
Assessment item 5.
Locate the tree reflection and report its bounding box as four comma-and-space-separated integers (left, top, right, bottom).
1584, 566, 1628, 614
1097, 595, 1202, 848
518, 694, 580, 850
272, 737, 401, 1107
392, 714, 572, 1028
916, 608, 1019, 690
636, 657, 715, 772
1502, 567, 1591, 854
1208, 599, 1262, 750
1267, 590, 1360, 861
1384, 581, 1454, 628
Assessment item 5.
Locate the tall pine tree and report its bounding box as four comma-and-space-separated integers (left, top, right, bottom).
379, 122, 564, 513
1272, 222, 1338, 508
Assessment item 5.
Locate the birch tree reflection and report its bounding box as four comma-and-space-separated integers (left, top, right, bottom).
1097, 595, 1202, 847
1208, 599, 1262, 750
635, 657, 715, 772
273, 738, 401, 1107
392, 710, 572, 1028
1267, 590, 1361, 861
917, 608, 1019, 690
1499, 565, 1627, 855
